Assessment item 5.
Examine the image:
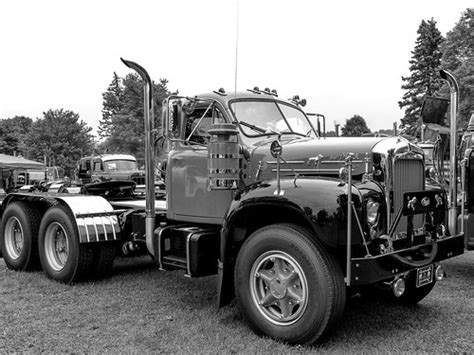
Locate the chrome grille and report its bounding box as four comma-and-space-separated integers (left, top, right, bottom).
392, 159, 424, 235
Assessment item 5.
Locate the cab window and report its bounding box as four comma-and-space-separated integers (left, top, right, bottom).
93, 160, 103, 172
82, 159, 91, 171
185, 105, 226, 144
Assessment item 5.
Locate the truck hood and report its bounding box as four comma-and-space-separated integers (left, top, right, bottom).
250, 136, 387, 179
100, 170, 145, 181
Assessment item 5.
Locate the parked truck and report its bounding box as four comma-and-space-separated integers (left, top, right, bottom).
0, 60, 465, 345
75, 154, 145, 185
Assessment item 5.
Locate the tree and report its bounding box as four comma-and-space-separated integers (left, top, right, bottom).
438, 8, 473, 129
0, 116, 33, 157
341, 114, 371, 136
399, 19, 444, 136
99, 73, 171, 161
98, 72, 123, 138
27, 109, 94, 175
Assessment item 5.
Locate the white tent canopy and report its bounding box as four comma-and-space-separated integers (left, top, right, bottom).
0, 153, 45, 170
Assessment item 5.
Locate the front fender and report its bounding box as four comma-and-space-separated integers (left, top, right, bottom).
217, 177, 365, 307
224, 177, 364, 250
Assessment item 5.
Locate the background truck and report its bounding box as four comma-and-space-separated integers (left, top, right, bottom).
0, 60, 464, 345
75, 154, 145, 186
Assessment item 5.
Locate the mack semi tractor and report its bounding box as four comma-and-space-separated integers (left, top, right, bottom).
0, 60, 464, 344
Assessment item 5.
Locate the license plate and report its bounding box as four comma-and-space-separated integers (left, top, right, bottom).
416, 264, 434, 288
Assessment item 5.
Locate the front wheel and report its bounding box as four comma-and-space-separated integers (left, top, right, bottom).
234, 224, 345, 345
38, 205, 93, 283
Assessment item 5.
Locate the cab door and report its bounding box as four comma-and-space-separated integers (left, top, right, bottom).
165, 99, 233, 224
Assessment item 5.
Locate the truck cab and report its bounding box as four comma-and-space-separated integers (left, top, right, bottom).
76, 154, 145, 186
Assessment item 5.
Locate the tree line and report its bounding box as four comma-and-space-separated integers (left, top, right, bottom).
398, 8, 473, 137
0, 8, 471, 167
0, 111, 94, 175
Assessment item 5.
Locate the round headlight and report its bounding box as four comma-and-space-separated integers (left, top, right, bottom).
366, 198, 380, 226
392, 277, 406, 297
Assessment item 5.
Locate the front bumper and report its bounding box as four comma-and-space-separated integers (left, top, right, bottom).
349, 233, 464, 286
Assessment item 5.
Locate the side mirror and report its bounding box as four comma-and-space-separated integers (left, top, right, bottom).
421, 96, 449, 124
163, 97, 184, 140
170, 101, 180, 135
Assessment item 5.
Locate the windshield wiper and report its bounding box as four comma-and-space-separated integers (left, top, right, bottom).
238, 120, 307, 138
237, 120, 268, 134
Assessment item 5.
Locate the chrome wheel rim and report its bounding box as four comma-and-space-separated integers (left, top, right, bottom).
4, 217, 24, 259
250, 250, 308, 326
44, 222, 69, 271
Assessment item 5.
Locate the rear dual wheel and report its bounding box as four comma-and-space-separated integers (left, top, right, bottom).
38, 205, 115, 283
0, 202, 41, 271
39, 206, 93, 283
234, 224, 346, 345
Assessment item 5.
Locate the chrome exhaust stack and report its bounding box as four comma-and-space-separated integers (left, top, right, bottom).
121, 58, 156, 255
439, 70, 459, 237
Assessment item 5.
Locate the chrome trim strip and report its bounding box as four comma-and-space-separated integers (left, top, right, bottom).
268, 160, 363, 165
268, 160, 305, 164
271, 168, 354, 173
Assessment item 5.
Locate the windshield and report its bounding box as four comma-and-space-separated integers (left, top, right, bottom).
230, 100, 315, 139
104, 160, 138, 172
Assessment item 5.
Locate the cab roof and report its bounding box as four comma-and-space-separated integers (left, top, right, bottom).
188, 89, 298, 108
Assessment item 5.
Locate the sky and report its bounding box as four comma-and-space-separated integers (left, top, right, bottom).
0, 0, 471, 137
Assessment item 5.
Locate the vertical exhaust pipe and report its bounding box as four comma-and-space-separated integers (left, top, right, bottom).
121, 58, 156, 255
439, 69, 459, 236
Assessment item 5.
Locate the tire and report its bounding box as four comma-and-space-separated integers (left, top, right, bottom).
234, 223, 345, 345
38, 205, 93, 283
396, 270, 437, 304
91, 243, 116, 279
0, 201, 41, 271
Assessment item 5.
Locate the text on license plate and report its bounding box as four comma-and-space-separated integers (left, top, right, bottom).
416, 264, 434, 288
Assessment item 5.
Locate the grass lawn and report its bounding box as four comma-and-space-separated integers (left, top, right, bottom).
1, 251, 473, 353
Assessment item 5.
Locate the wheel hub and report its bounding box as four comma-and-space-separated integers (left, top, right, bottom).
269, 278, 287, 299
44, 222, 69, 271
250, 251, 308, 325
5, 217, 24, 259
